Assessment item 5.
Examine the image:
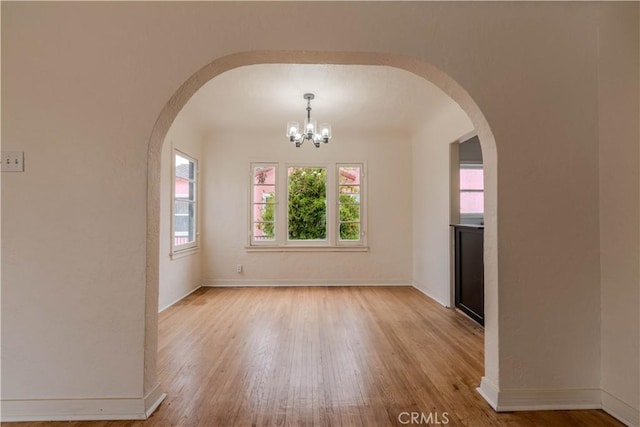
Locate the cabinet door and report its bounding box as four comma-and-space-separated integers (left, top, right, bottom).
455, 227, 484, 325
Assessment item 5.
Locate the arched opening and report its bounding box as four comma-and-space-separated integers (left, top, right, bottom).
144, 51, 498, 411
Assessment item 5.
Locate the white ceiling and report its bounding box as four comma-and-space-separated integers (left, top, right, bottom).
177, 63, 466, 135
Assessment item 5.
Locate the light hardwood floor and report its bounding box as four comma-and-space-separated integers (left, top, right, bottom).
10, 287, 621, 426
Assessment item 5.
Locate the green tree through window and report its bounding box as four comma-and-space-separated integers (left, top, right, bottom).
339, 193, 360, 240
252, 163, 364, 244
258, 193, 275, 238
288, 167, 327, 240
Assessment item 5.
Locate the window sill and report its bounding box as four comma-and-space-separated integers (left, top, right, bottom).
170, 246, 199, 259
245, 245, 369, 253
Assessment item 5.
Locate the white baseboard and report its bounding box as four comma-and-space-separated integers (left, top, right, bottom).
478, 378, 603, 412
1, 386, 166, 423
477, 380, 639, 426
1, 397, 146, 422
205, 279, 411, 287
159, 285, 202, 312
411, 281, 451, 307
602, 390, 640, 427
477, 377, 499, 410
496, 388, 601, 411
1, 384, 166, 422
143, 382, 166, 419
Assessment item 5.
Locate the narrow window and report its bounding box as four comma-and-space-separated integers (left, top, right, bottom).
338, 165, 362, 241
173, 151, 197, 251
287, 166, 327, 241
251, 164, 277, 244
460, 164, 484, 223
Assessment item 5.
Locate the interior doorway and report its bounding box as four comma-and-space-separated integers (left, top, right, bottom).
450, 136, 485, 325
145, 51, 499, 411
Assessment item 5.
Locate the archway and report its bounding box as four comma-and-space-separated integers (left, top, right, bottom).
144, 51, 498, 411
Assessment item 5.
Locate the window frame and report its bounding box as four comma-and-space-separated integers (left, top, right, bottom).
247, 161, 367, 250
249, 162, 279, 246
336, 163, 366, 246
171, 149, 198, 256
284, 163, 332, 247
459, 162, 484, 223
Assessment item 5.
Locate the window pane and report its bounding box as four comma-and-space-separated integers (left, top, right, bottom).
339, 166, 360, 185
254, 200, 275, 228
175, 154, 194, 180
340, 192, 360, 204
174, 152, 196, 249
174, 200, 195, 246
339, 203, 360, 222
460, 168, 483, 190
175, 176, 190, 199
340, 222, 360, 240
339, 185, 360, 195
460, 191, 484, 214
175, 156, 195, 201
288, 167, 327, 240
254, 186, 276, 203
254, 166, 276, 186
253, 186, 276, 227
253, 222, 275, 241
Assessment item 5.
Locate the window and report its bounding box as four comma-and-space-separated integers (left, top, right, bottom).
173, 151, 197, 252
338, 165, 362, 241
288, 166, 327, 241
251, 163, 277, 244
249, 162, 366, 249
460, 164, 484, 222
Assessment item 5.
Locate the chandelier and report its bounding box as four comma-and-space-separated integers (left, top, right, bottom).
286, 93, 332, 148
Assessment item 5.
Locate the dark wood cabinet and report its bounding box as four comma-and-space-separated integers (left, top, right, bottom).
452, 225, 484, 326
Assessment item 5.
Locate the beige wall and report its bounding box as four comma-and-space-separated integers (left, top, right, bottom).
1, 1, 638, 423
597, 3, 640, 422
158, 117, 203, 312
201, 128, 413, 286
411, 105, 474, 306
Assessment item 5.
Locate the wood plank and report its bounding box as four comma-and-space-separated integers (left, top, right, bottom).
8, 287, 621, 426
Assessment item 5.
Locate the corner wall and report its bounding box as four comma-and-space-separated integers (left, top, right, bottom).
158, 117, 204, 312
597, 3, 640, 425
411, 106, 474, 306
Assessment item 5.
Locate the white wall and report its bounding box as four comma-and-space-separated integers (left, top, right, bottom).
411, 106, 474, 306
158, 117, 203, 312
597, 3, 640, 424
1, 1, 638, 422
201, 128, 413, 286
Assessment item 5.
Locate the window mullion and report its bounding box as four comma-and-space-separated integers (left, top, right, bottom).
327, 164, 335, 246
276, 162, 286, 245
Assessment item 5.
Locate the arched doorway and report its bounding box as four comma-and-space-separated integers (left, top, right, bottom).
144, 51, 498, 410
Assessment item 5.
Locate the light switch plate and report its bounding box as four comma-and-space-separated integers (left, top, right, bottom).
1, 151, 24, 172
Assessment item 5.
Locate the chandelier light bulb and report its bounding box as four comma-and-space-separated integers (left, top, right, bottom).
305, 119, 317, 136
319, 123, 331, 143
287, 121, 300, 142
